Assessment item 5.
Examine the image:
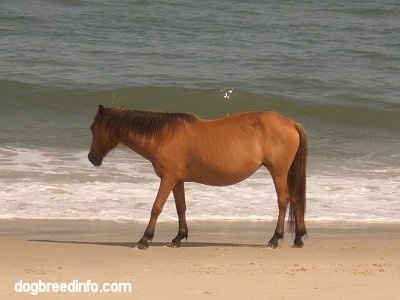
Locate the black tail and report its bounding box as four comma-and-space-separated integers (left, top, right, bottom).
288, 123, 307, 234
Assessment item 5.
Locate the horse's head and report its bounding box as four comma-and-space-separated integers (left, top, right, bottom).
88, 105, 119, 166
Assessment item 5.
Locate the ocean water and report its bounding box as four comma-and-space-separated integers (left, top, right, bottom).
0, 0, 399, 223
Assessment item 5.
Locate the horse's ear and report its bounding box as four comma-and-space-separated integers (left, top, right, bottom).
98, 105, 105, 117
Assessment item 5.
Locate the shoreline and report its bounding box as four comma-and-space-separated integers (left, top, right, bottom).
1, 219, 400, 299
1, 218, 400, 241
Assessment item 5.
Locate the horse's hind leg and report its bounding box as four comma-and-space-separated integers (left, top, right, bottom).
169, 182, 188, 248
293, 202, 306, 248
268, 173, 290, 248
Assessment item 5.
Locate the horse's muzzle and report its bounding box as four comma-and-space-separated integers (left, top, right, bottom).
88, 151, 102, 167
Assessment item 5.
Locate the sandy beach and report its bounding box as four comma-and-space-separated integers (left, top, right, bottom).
1, 219, 399, 300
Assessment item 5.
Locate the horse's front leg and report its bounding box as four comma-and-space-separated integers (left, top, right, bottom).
169, 182, 188, 248
138, 178, 176, 250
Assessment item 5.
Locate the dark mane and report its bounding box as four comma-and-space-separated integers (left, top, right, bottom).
105, 108, 197, 140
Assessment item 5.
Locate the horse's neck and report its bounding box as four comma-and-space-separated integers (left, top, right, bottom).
118, 128, 158, 161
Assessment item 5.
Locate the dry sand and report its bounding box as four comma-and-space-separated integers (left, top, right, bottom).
1, 219, 399, 299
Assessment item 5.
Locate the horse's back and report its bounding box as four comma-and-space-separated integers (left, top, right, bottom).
197, 111, 298, 145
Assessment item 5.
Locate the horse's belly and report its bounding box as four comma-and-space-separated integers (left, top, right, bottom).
186, 159, 261, 186
184, 125, 264, 185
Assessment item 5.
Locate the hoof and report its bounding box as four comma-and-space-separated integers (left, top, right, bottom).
267, 233, 283, 249
293, 240, 304, 248
267, 241, 279, 249
137, 242, 149, 250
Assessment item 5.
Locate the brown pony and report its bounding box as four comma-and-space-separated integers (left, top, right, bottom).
88, 105, 307, 249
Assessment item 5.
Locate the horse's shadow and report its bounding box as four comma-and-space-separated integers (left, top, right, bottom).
28, 239, 265, 249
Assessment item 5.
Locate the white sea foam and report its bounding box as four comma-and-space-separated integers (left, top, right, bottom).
1, 146, 399, 223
